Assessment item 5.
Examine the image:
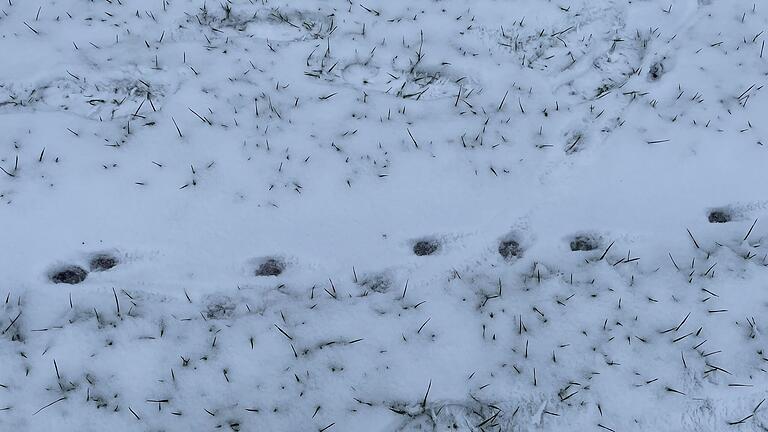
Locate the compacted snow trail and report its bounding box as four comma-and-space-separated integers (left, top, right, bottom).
2, 0, 768, 430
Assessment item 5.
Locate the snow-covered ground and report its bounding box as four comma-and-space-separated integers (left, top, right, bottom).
2, 0, 768, 430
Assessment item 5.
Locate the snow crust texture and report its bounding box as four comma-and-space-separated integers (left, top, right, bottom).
3, 0, 768, 431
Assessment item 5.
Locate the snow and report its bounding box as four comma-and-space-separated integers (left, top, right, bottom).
2, 0, 768, 430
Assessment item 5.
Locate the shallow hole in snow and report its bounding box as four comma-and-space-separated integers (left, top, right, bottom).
498, 239, 522, 260
255, 258, 285, 276
49, 265, 88, 284
89, 254, 119, 271
413, 239, 440, 256
359, 272, 392, 293
708, 209, 731, 223
648, 60, 665, 81
569, 235, 599, 252
204, 296, 237, 319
